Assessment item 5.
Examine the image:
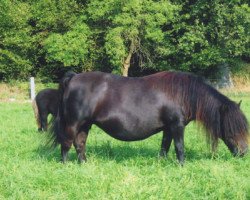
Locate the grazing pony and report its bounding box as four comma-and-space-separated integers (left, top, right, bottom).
32, 88, 59, 131
50, 71, 249, 164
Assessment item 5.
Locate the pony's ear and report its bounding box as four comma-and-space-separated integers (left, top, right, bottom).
238, 100, 242, 108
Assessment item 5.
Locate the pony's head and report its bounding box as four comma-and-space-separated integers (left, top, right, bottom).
220, 101, 249, 156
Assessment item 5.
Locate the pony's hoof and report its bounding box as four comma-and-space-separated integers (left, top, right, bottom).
78, 158, 87, 164
159, 152, 167, 158
60, 158, 67, 164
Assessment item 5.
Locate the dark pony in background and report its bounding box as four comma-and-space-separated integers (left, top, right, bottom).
50, 71, 249, 164
32, 88, 59, 131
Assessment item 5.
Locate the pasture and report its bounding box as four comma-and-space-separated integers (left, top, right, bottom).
0, 94, 249, 199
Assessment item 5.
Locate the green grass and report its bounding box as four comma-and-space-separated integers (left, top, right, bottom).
0, 95, 249, 200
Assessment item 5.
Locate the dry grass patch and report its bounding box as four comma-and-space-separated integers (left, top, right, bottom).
0, 82, 57, 102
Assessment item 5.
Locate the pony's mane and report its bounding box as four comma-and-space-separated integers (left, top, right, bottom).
153, 71, 249, 150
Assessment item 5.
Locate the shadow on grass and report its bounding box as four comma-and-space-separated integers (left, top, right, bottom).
87, 142, 157, 162
33, 142, 157, 163
33, 144, 61, 162
32, 140, 235, 165
185, 145, 239, 162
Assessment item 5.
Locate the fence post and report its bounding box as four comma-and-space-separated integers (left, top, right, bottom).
30, 77, 35, 100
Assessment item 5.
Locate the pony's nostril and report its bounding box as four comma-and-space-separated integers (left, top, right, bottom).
232, 149, 239, 157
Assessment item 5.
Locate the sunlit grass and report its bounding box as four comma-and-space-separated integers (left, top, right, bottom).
0, 95, 249, 199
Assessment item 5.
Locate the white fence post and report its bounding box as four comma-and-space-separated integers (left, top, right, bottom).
30, 77, 35, 100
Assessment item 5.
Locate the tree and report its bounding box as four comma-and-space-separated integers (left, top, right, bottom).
87, 0, 179, 76
43, 23, 90, 67
167, 0, 250, 75
29, 0, 91, 79
0, 0, 33, 80
0, 0, 249, 80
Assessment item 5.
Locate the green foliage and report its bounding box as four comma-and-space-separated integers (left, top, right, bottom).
105, 27, 126, 70
31, 0, 81, 32
28, 0, 90, 79
0, 1, 34, 80
44, 23, 90, 66
0, 49, 32, 80
89, 0, 179, 73
0, 0, 249, 80
230, 59, 250, 80
166, 0, 250, 74
226, 4, 250, 56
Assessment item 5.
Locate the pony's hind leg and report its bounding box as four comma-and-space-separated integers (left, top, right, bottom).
40, 112, 48, 131
159, 130, 172, 157
61, 142, 72, 163
60, 125, 76, 163
73, 125, 90, 164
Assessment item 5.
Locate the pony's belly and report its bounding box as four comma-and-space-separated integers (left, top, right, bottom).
93, 104, 164, 141
95, 120, 162, 141
101, 127, 160, 141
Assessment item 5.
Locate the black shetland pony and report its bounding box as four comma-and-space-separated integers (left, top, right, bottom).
32, 88, 59, 131
51, 71, 249, 164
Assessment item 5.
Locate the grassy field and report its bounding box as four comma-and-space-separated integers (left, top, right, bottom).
0, 95, 249, 199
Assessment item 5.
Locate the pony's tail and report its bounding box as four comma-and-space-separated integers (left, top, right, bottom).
49, 71, 77, 148
32, 99, 41, 131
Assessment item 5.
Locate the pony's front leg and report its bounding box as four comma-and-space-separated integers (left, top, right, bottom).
172, 126, 185, 165
61, 141, 72, 163
73, 129, 89, 164
159, 130, 172, 157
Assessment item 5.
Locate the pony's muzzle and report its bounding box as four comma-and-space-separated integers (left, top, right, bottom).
239, 146, 248, 157
232, 145, 248, 157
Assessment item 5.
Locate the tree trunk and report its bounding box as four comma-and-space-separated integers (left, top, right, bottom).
122, 59, 130, 77
122, 41, 134, 77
